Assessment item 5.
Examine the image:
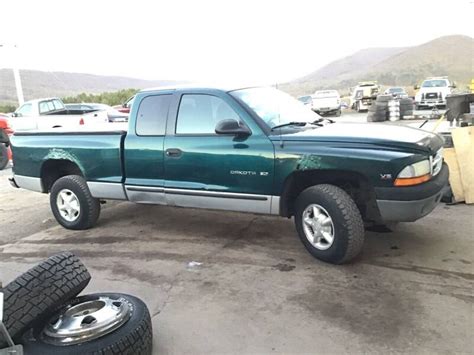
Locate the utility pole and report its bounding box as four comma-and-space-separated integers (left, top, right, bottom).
0, 44, 24, 105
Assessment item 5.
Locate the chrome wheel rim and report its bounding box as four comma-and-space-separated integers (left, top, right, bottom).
42, 296, 131, 345
302, 204, 335, 250
56, 189, 80, 222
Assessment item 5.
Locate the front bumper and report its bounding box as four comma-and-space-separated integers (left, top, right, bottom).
417, 100, 446, 107
374, 163, 449, 222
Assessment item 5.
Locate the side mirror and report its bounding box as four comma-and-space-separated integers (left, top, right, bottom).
11, 112, 18, 117
451, 82, 457, 89
414, 85, 420, 90
215, 119, 251, 136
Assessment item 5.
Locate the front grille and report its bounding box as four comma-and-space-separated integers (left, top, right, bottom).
431, 148, 443, 176
426, 92, 438, 99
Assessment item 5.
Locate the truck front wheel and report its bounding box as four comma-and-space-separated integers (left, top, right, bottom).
294, 184, 365, 264
50, 175, 100, 230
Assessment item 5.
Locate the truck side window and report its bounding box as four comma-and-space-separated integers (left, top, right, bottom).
176, 94, 239, 135
16, 103, 33, 117
136, 95, 171, 136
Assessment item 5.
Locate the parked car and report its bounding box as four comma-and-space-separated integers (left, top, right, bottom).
10, 98, 109, 131
0, 113, 13, 169
114, 95, 135, 114
65, 103, 129, 122
10, 85, 448, 265
298, 95, 313, 106
384, 87, 408, 98
311, 90, 341, 116
414, 77, 455, 110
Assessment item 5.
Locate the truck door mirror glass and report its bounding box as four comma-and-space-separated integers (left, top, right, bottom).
414, 85, 420, 90
215, 119, 251, 136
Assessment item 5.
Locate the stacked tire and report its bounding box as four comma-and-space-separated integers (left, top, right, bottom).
399, 98, 414, 119
388, 100, 400, 121
367, 95, 391, 122
0, 252, 152, 354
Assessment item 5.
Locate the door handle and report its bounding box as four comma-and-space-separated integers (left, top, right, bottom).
166, 148, 182, 157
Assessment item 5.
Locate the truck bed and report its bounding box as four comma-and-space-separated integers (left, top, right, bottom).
11, 130, 127, 184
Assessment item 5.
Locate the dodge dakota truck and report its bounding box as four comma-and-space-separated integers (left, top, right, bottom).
9, 85, 449, 264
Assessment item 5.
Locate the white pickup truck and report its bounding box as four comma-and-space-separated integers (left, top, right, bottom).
414, 77, 455, 110
311, 90, 342, 116
10, 98, 109, 131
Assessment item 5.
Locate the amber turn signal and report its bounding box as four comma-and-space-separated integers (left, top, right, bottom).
394, 173, 431, 186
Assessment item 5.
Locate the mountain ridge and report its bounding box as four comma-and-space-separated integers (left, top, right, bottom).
282, 35, 473, 96
0, 69, 181, 104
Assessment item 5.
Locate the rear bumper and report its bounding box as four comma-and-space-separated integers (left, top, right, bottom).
375, 163, 449, 222
9, 174, 43, 192
313, 106, 340, 112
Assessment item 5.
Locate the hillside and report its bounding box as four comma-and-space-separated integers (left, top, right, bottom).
0, 69, 181, 104
282, 35, 473, 96
296, 47, 408, 85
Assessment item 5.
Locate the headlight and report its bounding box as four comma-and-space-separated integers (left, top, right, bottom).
394, 160, 431, 186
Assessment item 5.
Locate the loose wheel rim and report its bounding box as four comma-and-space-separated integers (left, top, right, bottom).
56, 189, 81, 222
302, 204, 335, 250
42, 296, 131, 346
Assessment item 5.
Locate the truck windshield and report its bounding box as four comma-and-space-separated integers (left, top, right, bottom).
231, 87, 320, 129
422, 80, 448, 88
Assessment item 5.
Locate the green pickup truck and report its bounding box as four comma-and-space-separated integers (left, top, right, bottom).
9, 86, 448, 264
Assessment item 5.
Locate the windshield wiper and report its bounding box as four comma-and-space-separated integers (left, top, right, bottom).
312, 117, 335, 124
271, 121, 308, 131
271, 119, 328, 131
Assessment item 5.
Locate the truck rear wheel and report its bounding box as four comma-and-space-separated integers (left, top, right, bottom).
50, 175, 100, 230
294, 184, 365, 264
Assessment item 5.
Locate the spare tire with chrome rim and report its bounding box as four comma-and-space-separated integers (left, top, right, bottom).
20, 293, 153, 355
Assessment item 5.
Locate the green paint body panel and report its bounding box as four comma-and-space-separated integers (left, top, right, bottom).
10, 86, 444, 203
11, 133, 124, 183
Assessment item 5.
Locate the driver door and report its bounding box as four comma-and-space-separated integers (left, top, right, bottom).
163, 92, 275, 214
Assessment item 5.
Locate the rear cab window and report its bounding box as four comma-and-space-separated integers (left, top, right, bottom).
135, 95, 172, 136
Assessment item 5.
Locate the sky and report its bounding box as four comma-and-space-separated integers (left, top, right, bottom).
0, 0, 472, 84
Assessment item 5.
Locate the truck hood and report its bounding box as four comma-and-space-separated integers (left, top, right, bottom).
270, 123, 443, 154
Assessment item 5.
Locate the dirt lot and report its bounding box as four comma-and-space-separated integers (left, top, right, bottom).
0, 133, 473, 354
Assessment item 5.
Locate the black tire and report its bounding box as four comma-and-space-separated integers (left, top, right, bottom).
0, 143, 8, 170
355, 101, 360, 112
335, 109, 342, 117
50, 175, 100, 230
376, 95, 393, 103
0, 252, 91, 345
294, 184, 365, 264
21, 293, 153, 355
399, 98, 413, 106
